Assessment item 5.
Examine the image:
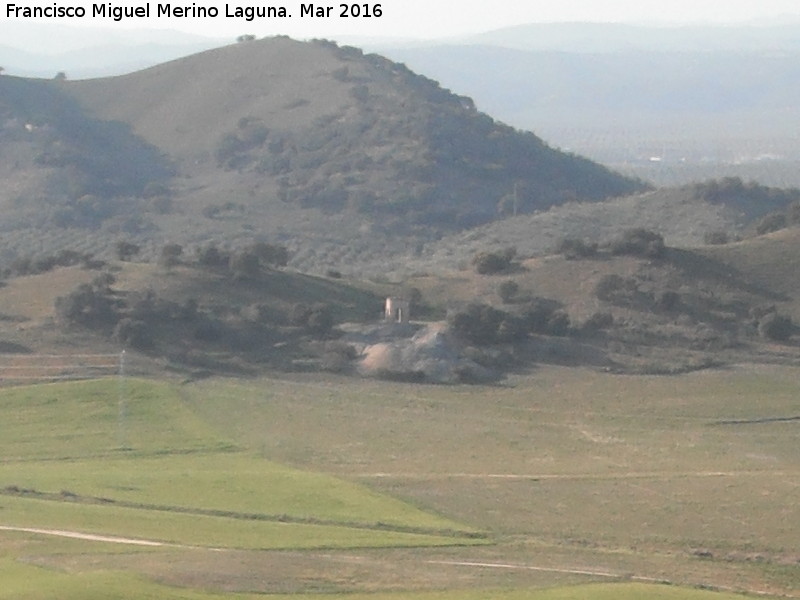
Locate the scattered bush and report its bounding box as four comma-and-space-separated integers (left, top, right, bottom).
594, 274, 630, 301
581, 311, 614, 334
7, 249, 92, 277
472, 247, 517, 275
158, 244, 183, 268
788, 201, 800, 225
449, 303, 528, 345
609, 228, 665, 258
758, 312, 794, 342
306, 304, 335, 336
195, 244, 230, 269
520, 298, 564, 335
655, 290, 681, 312
115, 240, 140, 261
556, 237, 598, 260
291, 302, 335, 336
704, 230, 730, 245
755, 212, 787, 236
498, 280, 520, 303
544, 310, 571, 337
54, 283, 118, 328
229, 250, 261, 281
113, 318, 152, 350
449, 303, 508, 345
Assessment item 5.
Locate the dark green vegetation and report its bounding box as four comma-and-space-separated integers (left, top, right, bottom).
45, 259, 384, 374
0, 369, 797, 598
0, 75, 172, 231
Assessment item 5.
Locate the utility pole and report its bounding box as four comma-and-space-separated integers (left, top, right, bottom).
117, 350, 128, 450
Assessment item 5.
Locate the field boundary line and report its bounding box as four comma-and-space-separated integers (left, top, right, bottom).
0, 489, 485, 540
427, 559, 643, 580
426, 560, 800, 598
356, 470, 796, 481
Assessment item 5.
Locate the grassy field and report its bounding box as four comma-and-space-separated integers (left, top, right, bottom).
0, 379, 482, 563
0, 368, 798, 597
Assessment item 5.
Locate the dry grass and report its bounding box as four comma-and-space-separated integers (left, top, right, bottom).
174, 365, 800, 595
701, 227, 800, 318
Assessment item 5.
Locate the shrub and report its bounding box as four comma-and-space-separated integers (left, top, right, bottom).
248, 242, 288, 268
449, 303, 527, 345
556, 237, 598, 260
704, 230, 730, 245
498, 280, 520, 303
755, 212, 787, 235
520, 298, 562, 334
290, 303, 312, 326
158, 244, 183, 268
655, 290, 681, 311
193, 319, 224, 342
229, 250, 261, 280
758, 313, 794, 342
290, 303, 335, 336
472, 246, 517, 275
545, 310, 571, 337
54, 284, 118, 328
113, 318, 152, 350
306, 304, 335, 336
594, 274, 628, 301
788, 201, 800, 225
196, 244, 229, 269
449, 303, 508, 345
115, 240, 140, 261
609, 228, 665, 258
581, 311, 614, 334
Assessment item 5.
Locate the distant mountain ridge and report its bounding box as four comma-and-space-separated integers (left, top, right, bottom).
0, 21, 224, 78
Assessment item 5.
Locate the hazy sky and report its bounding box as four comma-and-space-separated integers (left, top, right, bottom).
5, 0, 800, 40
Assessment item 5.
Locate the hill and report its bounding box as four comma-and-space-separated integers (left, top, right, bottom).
392, 179, 800, 277
0, 36, 648, 274
66, 36, 643, 226
0, 75, 172, 237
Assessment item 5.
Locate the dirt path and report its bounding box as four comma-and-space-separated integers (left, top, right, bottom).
0, 525, 167, 546
356, 469, 795, 480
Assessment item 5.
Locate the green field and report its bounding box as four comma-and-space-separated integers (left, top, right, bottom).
0, 368, 798, 598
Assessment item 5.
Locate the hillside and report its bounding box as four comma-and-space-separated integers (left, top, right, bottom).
0, 36, 650, 274
0, 224, 795, 382
0, 75, 172, 240
395, 225, 800, 377
390, 179, 800, 277
700, 226, 800, 320
0, 253, 386, 378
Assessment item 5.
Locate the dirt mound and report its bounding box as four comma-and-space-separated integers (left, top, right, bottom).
346, 322, 495, 383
